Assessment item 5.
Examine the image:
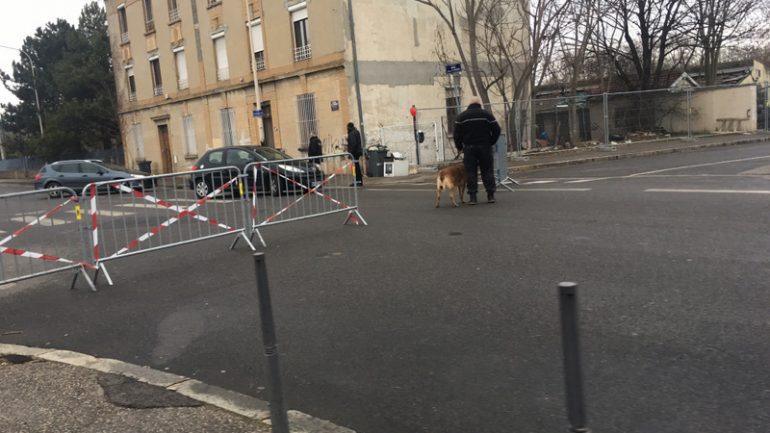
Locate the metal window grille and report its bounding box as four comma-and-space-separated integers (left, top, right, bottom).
220, 108, 236, 147
296, 93, 317, 148
254, 51, 265, 71
294, 44, 312, 62
169, 8, 180, 22
145, 19, 155, 33
183, 115, 196, 155
131, 124, 145, 159
121, 32, 129, 44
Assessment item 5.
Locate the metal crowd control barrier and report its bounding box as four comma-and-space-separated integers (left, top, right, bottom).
82, 166, 256, 285
0, 188, 96, 291
244, 153, 367, 246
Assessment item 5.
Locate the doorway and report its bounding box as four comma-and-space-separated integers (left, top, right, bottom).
261, 101, 274, 148
157, 124, 173, 173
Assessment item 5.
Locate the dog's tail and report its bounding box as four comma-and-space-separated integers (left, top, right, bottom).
437, 173, 445, 191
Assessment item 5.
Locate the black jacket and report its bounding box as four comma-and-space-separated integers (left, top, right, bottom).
308, 136, 322, 157
453, 103, 501, 151
347, 127, 363, 158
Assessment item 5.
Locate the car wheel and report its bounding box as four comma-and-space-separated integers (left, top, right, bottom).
45, 181, 62, 198
195, 179, 211, 199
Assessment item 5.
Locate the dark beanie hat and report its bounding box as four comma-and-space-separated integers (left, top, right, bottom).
347, 122, 355, 129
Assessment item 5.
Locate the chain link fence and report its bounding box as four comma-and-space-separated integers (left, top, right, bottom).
398, 83, 765, 167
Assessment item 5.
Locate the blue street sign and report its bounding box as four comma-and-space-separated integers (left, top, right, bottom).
252, 109, 263, 118
445, 63, 462, 74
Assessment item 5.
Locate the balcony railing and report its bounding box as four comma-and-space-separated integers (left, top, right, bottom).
153, 84, 163, 96
120, 32, 129, 44
294, 44, 312, 62
145, 19, 155, 33
217, 67, 229, 81
178, 78, 188, 90
128, 91, 136, 102
169, 8, 180, 22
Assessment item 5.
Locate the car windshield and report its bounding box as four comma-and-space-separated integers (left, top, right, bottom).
253, 147, 292, 161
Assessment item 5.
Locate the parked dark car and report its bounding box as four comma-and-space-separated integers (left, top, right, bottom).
190, 146, 325, 198
34, 160, 151, 197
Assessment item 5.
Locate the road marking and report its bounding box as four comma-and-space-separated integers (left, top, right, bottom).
366, 188, 591, 192
646, 188, 770, 195
521, 180, 557, 185
11, 216, 69, 225
628, 155, 770, 177
566, 178, 608, 183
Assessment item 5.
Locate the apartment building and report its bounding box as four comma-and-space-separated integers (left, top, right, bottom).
105, 0, 501, 173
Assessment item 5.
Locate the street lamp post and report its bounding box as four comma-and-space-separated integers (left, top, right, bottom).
0, 44, 44, 137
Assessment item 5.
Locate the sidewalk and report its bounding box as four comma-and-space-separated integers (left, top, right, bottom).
365, 131, 770, 185
0, 344, 354, 433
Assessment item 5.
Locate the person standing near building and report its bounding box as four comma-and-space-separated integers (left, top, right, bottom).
347, 122, 364, 187
308, 131, 322, 163
453, 96, 501, 204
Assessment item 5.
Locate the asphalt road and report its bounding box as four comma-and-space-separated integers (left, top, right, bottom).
2, 143, 770, 433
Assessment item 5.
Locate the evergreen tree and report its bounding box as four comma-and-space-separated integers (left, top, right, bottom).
0, 2, 119, 161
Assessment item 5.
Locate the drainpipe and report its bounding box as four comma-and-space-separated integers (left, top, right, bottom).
348, 0, 366, 147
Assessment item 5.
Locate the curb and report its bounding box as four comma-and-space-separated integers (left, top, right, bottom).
0, 343, 356, 433
508, 135, 770, 173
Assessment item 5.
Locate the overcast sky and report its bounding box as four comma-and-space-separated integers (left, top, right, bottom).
0, 0, 91, 112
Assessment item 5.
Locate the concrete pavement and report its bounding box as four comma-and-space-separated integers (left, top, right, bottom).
0, 344, 354, 433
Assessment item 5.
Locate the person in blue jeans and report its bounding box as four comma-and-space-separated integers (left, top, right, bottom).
453, 96, 501, 204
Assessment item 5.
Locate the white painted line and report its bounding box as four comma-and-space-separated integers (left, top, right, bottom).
628, 155, 770, 177
11, 217, 69, 225
366, 188, 591, 192
645, 188, 770, 195
566, 178, 607, 184
521, 180, 558, 185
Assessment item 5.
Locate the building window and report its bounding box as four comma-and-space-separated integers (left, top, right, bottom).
118, 5, 129, 43
143, 0, 155, 33
291, 6, 311, 61
126, 66, 137, 101
131, 124, 145, 160
213, 34, 229, 81
296, 93, 317, 147
150, 57, 163, 96
220, 108, 236, 147
250, 20, 266, 71
174, 49, 188, 89
168, 0, 180, 22
183, 115, 196, 156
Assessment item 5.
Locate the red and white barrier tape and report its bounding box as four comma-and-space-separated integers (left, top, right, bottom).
252, 162, 353, 227
0, 247, 96, 270
0, 196, 78, 247
109, 182, 236, 232
108, 176, 239, 258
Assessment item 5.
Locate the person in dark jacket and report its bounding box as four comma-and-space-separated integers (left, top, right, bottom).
454, 96, 501, 204
308, 132, 322, 163
347, 122, 364, 187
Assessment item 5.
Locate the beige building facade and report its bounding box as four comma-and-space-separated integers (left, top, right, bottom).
106, 0, 506, 173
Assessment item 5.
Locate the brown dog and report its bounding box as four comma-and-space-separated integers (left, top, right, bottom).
435, 163, 466, 208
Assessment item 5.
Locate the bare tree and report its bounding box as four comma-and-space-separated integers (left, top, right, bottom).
414, 0, 492, 104
690, 0, 766, 85
597, 0, 692, 91
556, 0, 601, 146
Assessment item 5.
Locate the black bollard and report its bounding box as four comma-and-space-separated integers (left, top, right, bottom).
254, 253, 290, 433
558, 282, 590, 433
